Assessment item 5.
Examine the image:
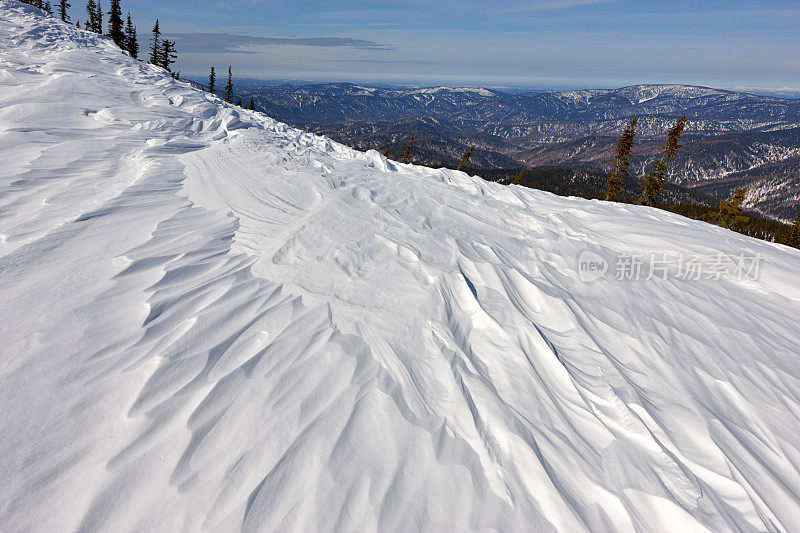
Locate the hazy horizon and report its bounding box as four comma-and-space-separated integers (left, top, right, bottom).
115, 0, 800, 94
181, 76, 800, 99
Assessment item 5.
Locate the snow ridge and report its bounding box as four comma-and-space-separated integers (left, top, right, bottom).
1, 3, 800, 531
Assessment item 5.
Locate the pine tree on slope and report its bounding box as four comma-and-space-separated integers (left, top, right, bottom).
456, 145, 475, 171
224, 65, 234, 103
57, 0, 70, 22
106, 0, 124, 49
208, 66, 216, 94
248, 96, 255, 110
148, 19, 161, 65
401, 135, 417, 163
604, 116, 637, 202
640, 115, 686, 206
159, 39, 177, 72
124, 13, 138, 59
715, 188, 750, 229
85, 0, 97, 32
94, 0, 102, 33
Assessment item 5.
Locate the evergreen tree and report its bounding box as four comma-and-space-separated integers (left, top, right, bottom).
159, 39, 177, 71
148, 19, 161, 65
236, 97, 242, 106
401, 135, 417, 163
780, 213, 800, 248
640, 115, 686, 206
94, 0, 102, 33
208, 66, 216, 94
106, 0, 124, 48
248, 96, 255, 110
604, 116, 637, 202
43, 1, 53, 14
124, 13, 138, 59
224, 65, 234, 103
85, 0, 97, 31
714, 188, 750, 229
512, 169, 524, 185
57, 0, 71, 22
456, 145, 475, 171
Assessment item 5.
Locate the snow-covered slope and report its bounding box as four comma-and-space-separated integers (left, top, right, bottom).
2, 3, 800, 531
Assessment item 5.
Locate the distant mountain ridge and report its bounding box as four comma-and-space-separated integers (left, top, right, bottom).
236, 81, 800, 136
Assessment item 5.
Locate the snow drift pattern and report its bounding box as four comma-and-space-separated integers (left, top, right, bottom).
1, 2, 800, 531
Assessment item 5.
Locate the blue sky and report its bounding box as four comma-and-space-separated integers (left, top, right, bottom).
112, 0, 799, 91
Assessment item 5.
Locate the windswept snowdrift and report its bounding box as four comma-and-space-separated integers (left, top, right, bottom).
1, 3, 800, 531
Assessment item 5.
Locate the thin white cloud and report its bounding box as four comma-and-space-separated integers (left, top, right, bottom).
509, 0, 615, 11
171, 33, 392, 54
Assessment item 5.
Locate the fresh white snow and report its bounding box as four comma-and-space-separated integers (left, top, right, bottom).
1, 2, 800, 531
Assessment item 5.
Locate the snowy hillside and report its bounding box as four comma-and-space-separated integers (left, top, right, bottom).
2, 2, 800, 531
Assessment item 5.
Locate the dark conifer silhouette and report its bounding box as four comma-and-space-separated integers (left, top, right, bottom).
640, 115, 686, 206
57, 0, 70, 22
159, 39, 176, 71
401, 135, 417, 163
604, 116, 637, 201
43, 1, 53, 13
248, 96, 255, 110
456, 145, 475, 171
124, 13, 137, 58
512, 169, 524, 185
85, 0, 98, 31
94, 0, 102, 33
208, 66, 216, 94
148, 19, 160, 65
106, 0, 124, 48
224, 65, 233, 103
236, 97, 242, 106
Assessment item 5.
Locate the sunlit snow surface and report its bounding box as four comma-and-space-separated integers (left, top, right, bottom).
1, 2, 800, 531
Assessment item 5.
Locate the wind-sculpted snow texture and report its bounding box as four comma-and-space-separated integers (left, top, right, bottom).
1, 3, 800, 531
